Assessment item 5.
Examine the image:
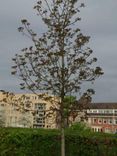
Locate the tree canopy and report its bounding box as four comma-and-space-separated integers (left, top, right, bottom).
11, 1, 103, 155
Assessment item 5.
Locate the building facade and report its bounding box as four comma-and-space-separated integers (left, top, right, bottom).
0, 92, 58, 129
1, 91, 117, 133
87, 103, 117, 133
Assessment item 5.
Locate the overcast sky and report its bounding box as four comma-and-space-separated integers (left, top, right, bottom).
0, 0, 117, 102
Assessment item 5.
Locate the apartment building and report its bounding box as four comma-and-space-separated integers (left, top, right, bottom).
0, 92, 58, 129
1, 92, 117, 133
87, 103, 117, 133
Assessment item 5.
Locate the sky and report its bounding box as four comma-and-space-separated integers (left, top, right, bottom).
0, 0, 117, 102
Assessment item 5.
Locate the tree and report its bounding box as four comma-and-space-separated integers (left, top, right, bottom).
0, 91, 58, 129
0, 107, 6, 127
68, 122, 92, 133
63, 96, 77, 127
0, 91, 33, 128
11, 1, 103, 156
18, 112, 32, 128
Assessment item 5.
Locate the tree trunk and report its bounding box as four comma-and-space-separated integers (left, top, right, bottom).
61, 127, 65, 156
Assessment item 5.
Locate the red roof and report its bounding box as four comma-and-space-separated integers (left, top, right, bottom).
88, 103, 117, 109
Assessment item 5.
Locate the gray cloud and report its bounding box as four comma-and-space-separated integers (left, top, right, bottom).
0, 0, 117, 102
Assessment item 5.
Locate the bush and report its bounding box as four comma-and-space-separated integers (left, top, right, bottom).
68, 122, 92, 132
0, 127, 117, 156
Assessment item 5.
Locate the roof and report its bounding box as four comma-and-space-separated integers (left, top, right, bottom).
88, 103, 117, 109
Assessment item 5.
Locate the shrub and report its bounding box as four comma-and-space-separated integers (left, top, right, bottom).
0, 128, 117, 156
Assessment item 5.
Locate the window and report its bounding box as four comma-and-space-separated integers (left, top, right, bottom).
37, 121, 43, 124
39, 114, 43, 117
92, 128, 94, 132
98, 128, 101, 132
34, 125, 43, 128
47, 125, 50, 128
25, 96, 30, 100
115, 119, 117, 125
105, 128, 111, 133
0, 103, 4, 107
98, 110, 103, 114
106, 110, 109, 113
35, 103, 46, 110
95, 128, 98, 132
34, 103, 46, 128
87, 110, 91, 113
104, 110, 113, 114
103, 119, 107, 124
104, 110, 106, 113
109, 110, 113, 114
93, 118, 97, 123
92, 110, 97, 113
98, 119, 102, 124
108, 119, 113, 124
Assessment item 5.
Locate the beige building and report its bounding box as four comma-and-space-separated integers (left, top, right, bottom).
0, 92, 88, 129
0, 92, 58, 129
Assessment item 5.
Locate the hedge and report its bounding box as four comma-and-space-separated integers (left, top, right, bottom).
0, 128, 117, 156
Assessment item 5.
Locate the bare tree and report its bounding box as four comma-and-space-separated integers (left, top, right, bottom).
11, 1, 103, 156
